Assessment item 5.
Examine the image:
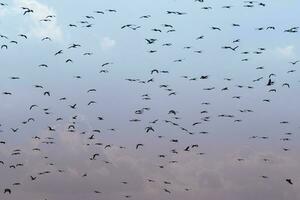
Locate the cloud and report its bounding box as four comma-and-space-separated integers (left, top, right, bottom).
1, 123, 300, 200
275, 45, 296, 58
0, 6, 9, 17
100, 36, 116, 50
14, 0, 63, 40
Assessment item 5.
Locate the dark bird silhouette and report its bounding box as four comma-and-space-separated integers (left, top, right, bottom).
282, 83, 290, 88
23, 8, 34, 15
136, 144, 144, 149
267, 79, 274, 86
18, 34, 27, 39
211, 26, 221, 31
145, 126, 154, 133
91, 153, 100, 160
54, 50, 63, 56
69, 104, 77, 109
163, 188, 171, 194
48, 126, 55, 131
4, 188, 11, 194
88, 101, 96, 106
1, 44, 8, 49
43, 91, 50, 96
286, 179, 293, 185
42, 37, 51, 41
11, 128, 19, 133
290, 60, 299, 65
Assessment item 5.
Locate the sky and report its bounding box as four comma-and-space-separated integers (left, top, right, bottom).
0, 0, 300, 200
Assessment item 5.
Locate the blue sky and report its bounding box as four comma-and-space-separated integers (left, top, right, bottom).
0, 0, 300, 200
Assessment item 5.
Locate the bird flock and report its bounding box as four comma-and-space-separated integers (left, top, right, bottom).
0, 0, 299, 200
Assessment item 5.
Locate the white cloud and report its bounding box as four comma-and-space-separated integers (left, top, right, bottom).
275, 45, 296, 58
100, 36, 116, 50
0, 7, 9, 16
14, 0, 63, 40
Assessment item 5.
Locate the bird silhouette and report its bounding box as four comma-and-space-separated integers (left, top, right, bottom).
4, 188, 11, 194
286, 179, 293, 185
136, 144, 144, 149
0, 1, 298, 199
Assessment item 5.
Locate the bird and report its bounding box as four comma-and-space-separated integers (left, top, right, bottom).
11, 128, 19, 133
211, 26, 221, 31
290, 60, 299, 65
42, 37, 51, 41
66, 59, 73, 63
0, 2, 297, 199
267, 79, 274, 86
18, 34, 27, 39
4, 188, 11, 194
91, 153, 100, 160
151, 69, 159, 74
87, 101, 96, 106
286, 179, 293, 185
43, 91, 50, 96
282, 83, 290, 88
140, 15, 151, 18
136, 144, 144, 149
1, 44, 8, 49
163, 188, 171, 194
23, 8, 33, 15
69, 104, 77, 109
54, 50, 63, 55
145, 126, 154, 133
168, 110, 177, 115
39, 64, 48, 68
145, 38, 157, 44
29, 105, 38, 110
